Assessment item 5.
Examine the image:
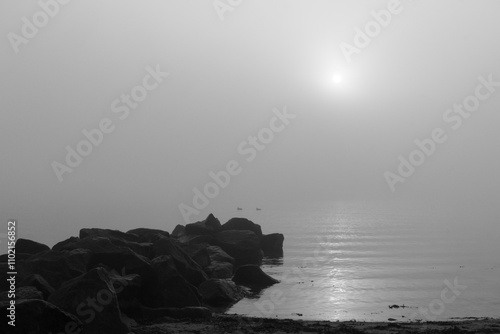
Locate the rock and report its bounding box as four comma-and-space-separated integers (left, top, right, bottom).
206, 246, 234, 264
260, 233, 285, 256
79, 228, 139, 242
198, 278, 245, 305
52, 236, 80, 252
48, 267, 131, 334
176, 233, 216, 246
59, 234, 152, 258
232, 265, 279, 287
185, 213, 222, 235
221, 218, 263, 237
15, 238, 50, 255
0, 299, 83, 334
171, 224, 185, 237
149, 235, 208, 287
205, 261, 233, 279
16, 286, 44, 300
19, 274, 55, 300
0, 252, 32, 262
17, 249, 91, 290
214, 230, 263, 265
54, 236, 118, 253
126, 228, 170, 243
154, 274, 202, 308
3, 286, 33, 301
104, 269, 143, 319
138, 305, 212, 320
150, 255, 204, 308
178, 242, 211, 268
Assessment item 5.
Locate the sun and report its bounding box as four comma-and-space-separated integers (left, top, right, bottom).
333, 74, 342, 84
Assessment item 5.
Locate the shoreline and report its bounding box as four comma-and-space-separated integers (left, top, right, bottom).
134, 315, 500, 333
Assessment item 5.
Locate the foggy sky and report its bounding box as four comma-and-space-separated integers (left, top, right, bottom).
1, 0, 499, 247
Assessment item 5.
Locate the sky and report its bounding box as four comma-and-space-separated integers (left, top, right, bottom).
1, 0, 499, 247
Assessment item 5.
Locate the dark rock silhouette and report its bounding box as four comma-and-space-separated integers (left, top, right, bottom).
185, 213, 222, 235
18, 249, 91, 290
19, 274, 55, 300
214, 230, 263, 265
0, 299, 83, 334
261, 233, 285, 256
126, 227, 170, 242
221, 217, 263, 237
15, 238, 50, 255
48, 267, 131, 334
80, 228, 139, 242
232, 264, 280, 287
0, 213, 283, 332
198, 278, 245, 305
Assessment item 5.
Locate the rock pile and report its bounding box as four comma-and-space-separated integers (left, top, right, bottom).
0, 214, 283, 333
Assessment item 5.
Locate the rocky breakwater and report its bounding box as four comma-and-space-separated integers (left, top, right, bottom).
0, 214, 283, 334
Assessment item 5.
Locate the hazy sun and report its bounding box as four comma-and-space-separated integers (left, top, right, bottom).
333, 74, 342, 84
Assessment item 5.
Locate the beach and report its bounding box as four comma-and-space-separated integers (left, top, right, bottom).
134, 315, 500, 333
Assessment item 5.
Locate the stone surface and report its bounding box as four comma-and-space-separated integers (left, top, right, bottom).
48, 267, 131, 334
260, 233, 285, 255
1, 299, 83, 334
80, 228, 139, 242
214, 230, 263, 265
221, 218, 263, 237
15, 238, 50, 255
185, 214, 222, 235
17, 249, 91, 290
198, 278, 245, 305
232, 264, 280, 287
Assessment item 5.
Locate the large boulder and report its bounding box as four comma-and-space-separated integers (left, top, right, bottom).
52, 236, 80, 252
260, 233, 285, 256
205, 261, 233, 279
17, 249, 91, 290
198, 278, 245, 305
0, 299, 83, 334
214, 230, 263, 265
151, 270, 202, 308
16, 286, 44, 300
232, 265, 279, 287
58, 234, 153, 258
126, 228, 170, 243
19, 274, 55, 300
0, 253, 32, 263
175, 233, 216, 246
171, 224, 185, 237
0, 286, 44, 302
149, 235, 208, 287
79, 228, 139, 242
185, 213, 222, 235
221, 218, 263, 237
48, 267, 131, 334
178, 242, 211, 268
206, 245, 234, 264
15, 238, 50, 255
150, 256, 204, 307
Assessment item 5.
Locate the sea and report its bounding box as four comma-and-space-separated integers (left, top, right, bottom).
219, 199, 500, 322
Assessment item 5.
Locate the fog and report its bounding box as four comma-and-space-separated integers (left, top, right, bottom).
1, 0, 499, 247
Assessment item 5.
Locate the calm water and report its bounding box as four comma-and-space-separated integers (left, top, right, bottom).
224, 200, 500, 321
